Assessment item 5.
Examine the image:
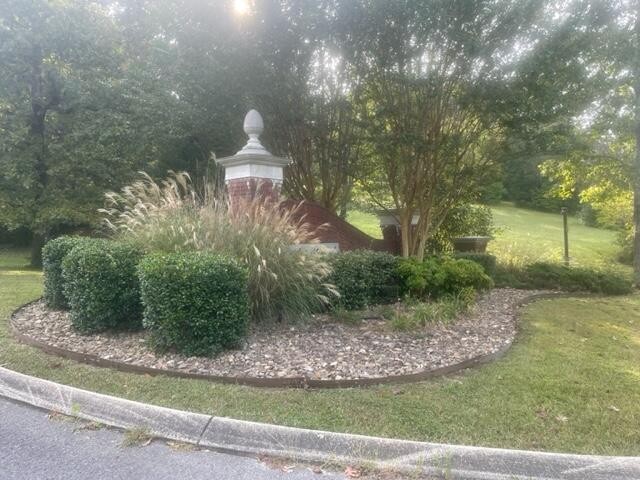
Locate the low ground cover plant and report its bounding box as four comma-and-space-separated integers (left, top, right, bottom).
42, 235, 90, 309
389, 287, 477, 331
327, 250, 400, 310
61, 239, 143, 333
495, 261, 633, 295
138, 252, 249, 356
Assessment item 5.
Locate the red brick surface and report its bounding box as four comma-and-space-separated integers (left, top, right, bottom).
282, 200, 401, 254
224, 178, 401, 253
226, 178, 281, 203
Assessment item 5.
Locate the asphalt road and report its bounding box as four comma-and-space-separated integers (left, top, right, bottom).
3, 394, 640, 480
0, 397, 341, 480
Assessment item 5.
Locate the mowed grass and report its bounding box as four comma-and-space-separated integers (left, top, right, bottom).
348, 203, 622, 267
347, 210, 382, 239
489, 202, 620, 267
0, 248, 638, 455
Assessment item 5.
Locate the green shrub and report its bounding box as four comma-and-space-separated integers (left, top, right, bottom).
495, 261, 633, 295
428, 204, 494, 253
441, 258, 494, 294
42, 236, 90, 309
62, 239, 143, 333
397, 257, 447, 298
138, 252, 249, 356
453, 252, 497, 278
398, 256, 493, 299
328, 250, 400, 310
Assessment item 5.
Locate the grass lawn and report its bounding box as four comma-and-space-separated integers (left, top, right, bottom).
347, 210, 383, 239
489, 202, 620, 267
0, 248, 638, 455
348, 203, 622, 268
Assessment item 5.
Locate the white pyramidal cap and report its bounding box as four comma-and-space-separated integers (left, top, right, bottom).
237, 109, 270, 155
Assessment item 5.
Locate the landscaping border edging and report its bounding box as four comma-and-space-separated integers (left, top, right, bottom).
8, 292, 564, 389
1, 366, 639, 479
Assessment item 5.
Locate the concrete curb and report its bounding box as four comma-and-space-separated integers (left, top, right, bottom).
1, 367, 639, 479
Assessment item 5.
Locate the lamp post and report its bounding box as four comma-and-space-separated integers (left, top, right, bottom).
561, 207, 569, 265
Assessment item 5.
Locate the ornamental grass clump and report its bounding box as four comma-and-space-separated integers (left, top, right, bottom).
101, 172, 336, 322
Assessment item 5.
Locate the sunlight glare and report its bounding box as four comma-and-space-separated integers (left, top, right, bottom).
233, 0, 250, 16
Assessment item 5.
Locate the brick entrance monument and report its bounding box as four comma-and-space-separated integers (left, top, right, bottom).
216, 110, 400, 254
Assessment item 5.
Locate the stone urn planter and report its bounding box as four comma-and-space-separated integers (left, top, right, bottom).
452, 236, 491, 253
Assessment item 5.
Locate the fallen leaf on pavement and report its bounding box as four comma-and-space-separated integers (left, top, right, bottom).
345, 466, 361, 478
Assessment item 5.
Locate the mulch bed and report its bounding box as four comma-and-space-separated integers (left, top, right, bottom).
11, 288, 544, 381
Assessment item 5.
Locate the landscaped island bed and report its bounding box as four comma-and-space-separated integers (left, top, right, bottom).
11, 289, 537, 382
2, 249, 639, 454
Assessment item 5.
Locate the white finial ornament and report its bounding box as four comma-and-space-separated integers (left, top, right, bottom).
215, 109, 291, 186
237, 109, 270, 156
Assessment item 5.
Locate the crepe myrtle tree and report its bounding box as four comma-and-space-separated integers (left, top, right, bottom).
334, 0, 548, 259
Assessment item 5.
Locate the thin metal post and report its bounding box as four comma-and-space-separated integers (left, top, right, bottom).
561, 207, 569, 265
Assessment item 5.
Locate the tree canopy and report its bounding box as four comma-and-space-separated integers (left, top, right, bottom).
0, 0, 637, 265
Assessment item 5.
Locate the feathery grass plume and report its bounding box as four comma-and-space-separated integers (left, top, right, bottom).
101, 172, 336, 321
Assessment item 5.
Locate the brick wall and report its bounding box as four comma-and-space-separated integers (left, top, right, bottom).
226, 178, 280, 203
281, 200, 401, 254
224, 179, 402, 254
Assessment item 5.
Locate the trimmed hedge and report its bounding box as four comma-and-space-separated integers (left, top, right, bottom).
42, 236, 90, 309
398, 256, 493, 299
454, 252, 497, 278
138, 252, 249, 356
328, 250, 400, 310
496, 261, 633, 295
62, 239, 143, 333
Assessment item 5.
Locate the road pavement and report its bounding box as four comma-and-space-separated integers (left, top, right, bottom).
0, 397, 341, 480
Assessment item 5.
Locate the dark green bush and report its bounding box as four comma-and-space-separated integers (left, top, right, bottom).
397, 257, 446, 298
138, 252, 249, 356
428, 204, 494, 253
62, 239, 143, 333
328, 250, 400, 310
441, 258, 494, 294
398, 256, 493, 299
496, 261, 633, 295
453, 252, 497, 278
42, 236, 90, 309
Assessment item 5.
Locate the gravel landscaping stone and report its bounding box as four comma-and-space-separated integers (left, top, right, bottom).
11, 289, 545, 381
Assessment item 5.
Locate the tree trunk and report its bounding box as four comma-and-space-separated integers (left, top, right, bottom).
634, 8, 640, 287
28, 46, 49, 267
30, 233, 45, 267
400, 212, 411, 258
338, 177, 353, 219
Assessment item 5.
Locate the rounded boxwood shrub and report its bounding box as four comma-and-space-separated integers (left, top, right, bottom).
62, 239, 143, 333
328, 250, 400, 310
42, 235, 90, 309
453, 252, 497, 278
441, 257, 494, 294
138, 252, 249, 356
